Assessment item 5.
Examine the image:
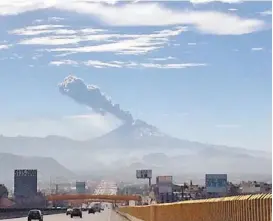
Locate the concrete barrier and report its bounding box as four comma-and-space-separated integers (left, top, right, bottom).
0, 208, 67, 220
118, 193, 272, 221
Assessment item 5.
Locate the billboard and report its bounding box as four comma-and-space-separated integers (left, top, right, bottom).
205, 174, 228, 193
156, 176, 173, 185
136, 170, 152, 179
76, 182, 86, 194
14, 169, 37, 198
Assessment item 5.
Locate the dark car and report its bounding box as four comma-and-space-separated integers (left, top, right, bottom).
71, 208, 82, 218
66, 208, 73, 215
93, 203, 102, 213
88, 207, 95, 214
27, 210, 43, 221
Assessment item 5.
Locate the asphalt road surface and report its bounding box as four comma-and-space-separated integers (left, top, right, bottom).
1, 210, 127, 221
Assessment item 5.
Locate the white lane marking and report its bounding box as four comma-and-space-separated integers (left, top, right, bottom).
107, 209, 112, 221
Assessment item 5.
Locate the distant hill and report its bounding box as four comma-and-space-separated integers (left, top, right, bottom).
89, 120, 270, 158
0, 120, 271, 178
0, 152, 75, 186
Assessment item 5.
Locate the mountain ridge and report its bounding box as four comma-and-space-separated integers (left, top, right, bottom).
0, 119, 271, 174
0, 152, 75, 186
0, 119, 270, 156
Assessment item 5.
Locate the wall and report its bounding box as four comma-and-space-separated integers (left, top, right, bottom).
119, 193, 272, 221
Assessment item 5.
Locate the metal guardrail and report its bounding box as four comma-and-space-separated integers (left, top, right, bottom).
46, 194, 141, 201
0, 208, 67, 220
0, 208, 67, 212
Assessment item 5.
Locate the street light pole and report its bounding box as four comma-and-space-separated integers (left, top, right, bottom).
181, 185, 184, 201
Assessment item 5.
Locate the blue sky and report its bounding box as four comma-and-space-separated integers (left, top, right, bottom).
0, 0, 271, 151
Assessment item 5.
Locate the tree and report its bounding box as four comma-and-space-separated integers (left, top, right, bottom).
0, 184, 8, 198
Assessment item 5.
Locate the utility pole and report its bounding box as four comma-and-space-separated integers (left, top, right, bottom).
55, 184, 59, 194
181, 185, 184, 201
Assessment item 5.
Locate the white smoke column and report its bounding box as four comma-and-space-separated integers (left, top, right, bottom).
58, 75, 133, 124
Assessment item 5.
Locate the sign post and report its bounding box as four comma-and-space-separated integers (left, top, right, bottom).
136, 169, 152, 187
136, 169, 152, 201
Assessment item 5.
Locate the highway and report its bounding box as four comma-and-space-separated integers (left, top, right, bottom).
1, 180, 126, 221
0, 210, 128, 221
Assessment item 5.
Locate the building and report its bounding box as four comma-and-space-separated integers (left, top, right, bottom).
240, 181, 272, 194
76, 182, 86, 194
154, 176, 174, 203
205, 174, 228, 197
14, 169, 37, 199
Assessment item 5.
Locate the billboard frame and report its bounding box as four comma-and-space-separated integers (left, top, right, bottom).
205, 174, 228, 194
136, 169, 152, 187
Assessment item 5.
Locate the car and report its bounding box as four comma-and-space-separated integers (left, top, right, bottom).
66, 208, 73, 215
88, 207, 96, 214
93, 203, 102, 212
70, 208, 82, 218
27, 210, 43, 221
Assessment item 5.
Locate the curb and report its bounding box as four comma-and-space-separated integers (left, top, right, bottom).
115, 210, 144, 221
115, 210, 131, 221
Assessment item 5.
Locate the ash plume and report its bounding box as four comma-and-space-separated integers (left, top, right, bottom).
58, 75, 133, 123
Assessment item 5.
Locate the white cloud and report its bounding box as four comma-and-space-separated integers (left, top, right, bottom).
251, 47, 264, 51
33, 19, 43, 24
20, 36, 81, 45
228, 8, 238, 11
48, 16, 65, 22
49, 59, 79, 66
0, 44, 12, 50
9, 25, 105, 36
259, 10, 272, 16
83, 60, 123, 68
49, 59, 207, 69
1, 1, 267, 35
140, 63, 207, 69
57, 2, 265, 35
41, 27, 185, 55
0, 0, 55, 16
190, 0, 243, 4
33, 17, 64, 23
149, 56, 176, 61
9, 25, 73, 36
18, 33, 119, 45
10, 24, 185, 55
